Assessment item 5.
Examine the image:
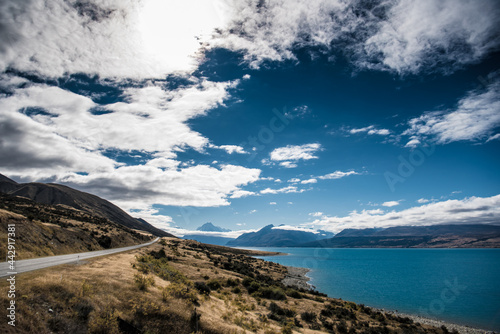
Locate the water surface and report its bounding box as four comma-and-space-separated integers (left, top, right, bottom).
247, 248, 500, 331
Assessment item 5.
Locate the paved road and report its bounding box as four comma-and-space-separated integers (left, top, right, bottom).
0, 237, 159, 278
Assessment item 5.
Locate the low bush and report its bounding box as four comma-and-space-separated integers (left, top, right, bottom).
207, 279, 222, 291
134, 273, 155, 291
256, 286, 287, 300
162, 283, 198, 304
300, 311, 317, 323
194, 281, 211, 295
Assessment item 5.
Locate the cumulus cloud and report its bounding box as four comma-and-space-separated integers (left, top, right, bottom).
353, 0, 500, 74
382, 200, 400, 207
0, 77, 263, 210
210, 144, 248, 154
209, 0, 500, 74
404, 76, 500, 144
308, 194, 500, 233
0, 79, 234, 172
269, 143, 321, 168
0, 0, 231, 79
318, 170, 359, 180
57, 164, 261, 211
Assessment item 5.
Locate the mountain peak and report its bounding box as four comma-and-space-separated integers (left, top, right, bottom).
196, 222, 231, 232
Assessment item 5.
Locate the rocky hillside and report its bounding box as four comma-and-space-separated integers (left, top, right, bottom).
0, 193, 152, 259
0, 173, 173, 237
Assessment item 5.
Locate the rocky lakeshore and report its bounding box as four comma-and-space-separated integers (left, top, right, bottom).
282, 265, 313, 290
381, 310, 497, 334
282, 266, 497, 334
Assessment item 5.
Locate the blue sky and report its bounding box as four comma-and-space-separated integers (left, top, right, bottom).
0, 0, 499, 236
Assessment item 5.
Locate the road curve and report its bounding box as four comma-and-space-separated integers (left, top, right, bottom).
0, 237, 159, 278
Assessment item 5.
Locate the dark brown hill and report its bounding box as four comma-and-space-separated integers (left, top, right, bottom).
0, 173, 173, 237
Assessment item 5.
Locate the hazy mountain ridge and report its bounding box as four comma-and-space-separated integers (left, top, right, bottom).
0, 173, 173, 237
196, 222, 231, 232
299, 224, 500, 248
227, 224, 333, 247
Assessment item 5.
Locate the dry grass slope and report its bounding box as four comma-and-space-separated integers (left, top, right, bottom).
1, 238, 458, 334
0, 193, 152, 260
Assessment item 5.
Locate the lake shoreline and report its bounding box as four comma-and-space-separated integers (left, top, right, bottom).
282, 264, 497, 334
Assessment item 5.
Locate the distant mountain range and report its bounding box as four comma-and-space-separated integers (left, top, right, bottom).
0, 173, 173, 237
196, 222, 231, 232
182, 222, 234, 246
226, 224, 334, 247
299, 224, 500, 248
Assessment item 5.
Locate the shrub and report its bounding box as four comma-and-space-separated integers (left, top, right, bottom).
207, 279, 222, 291
300, 311, 317, 323
337, 319, 348, 333
286, 289, 302, 299
134, 273, 155, 291
226, 278, 239, 287
88, 306, 119, 334
163, 283, 198, 304
268, 302, 295, 318
246, 281, 261, 294
194, 281, 211, 295
232, 286, 241, 294
256, 286, 287, 300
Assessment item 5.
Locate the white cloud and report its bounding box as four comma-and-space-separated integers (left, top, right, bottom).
162, 227, 258, 239
230, 190, 258, 199
308, 194, 500, 233
405, 138, 421, 148
417, 198, 430, 204
284, 105, 311, 119
301, 178, 317, 184
288, 178, 301, 183
269, 143, 321, 168
209, 0, 500, 75
319, 170, 359, 180
279, 161, 298, 168
57, 164, 261, 209
349, 125, 390, 136
354, 0, 500, 74
309, 212, 324, 217
260, 186, 305, 195
272, 225, 319, 233
382, 201, 400, 207
0, 0, 231, 79
211, 144, 248, 154
404, 76, 500, 144
487, 133, 500, 142
269, 202, 277, 205
249, 209, 257, 214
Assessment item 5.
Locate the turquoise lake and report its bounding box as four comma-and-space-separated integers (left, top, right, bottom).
248, 248, 500, 331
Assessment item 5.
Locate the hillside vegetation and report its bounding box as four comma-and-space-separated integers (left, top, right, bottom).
0, 173, 173, 237
0, 193, 152, 259
1, 238, 457, 334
